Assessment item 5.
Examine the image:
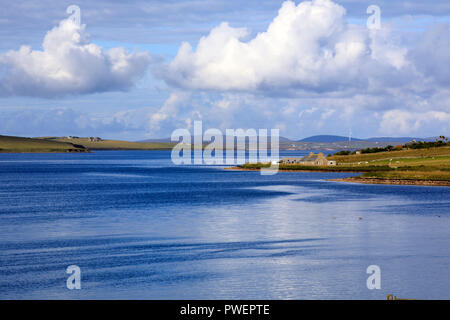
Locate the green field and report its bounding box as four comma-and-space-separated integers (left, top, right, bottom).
328, 147, 450, 181
47, 137, 174, 150
328, 147, 450, 164
239, 146, 450, 183
0, 135, 88, 153
0, 135, 175, 153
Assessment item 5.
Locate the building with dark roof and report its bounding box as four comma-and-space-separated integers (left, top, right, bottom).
280, 152, 335, 166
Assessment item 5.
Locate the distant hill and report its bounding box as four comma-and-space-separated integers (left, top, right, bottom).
138, 134, 437, 151
297, 135, 435, 143
0, 135, 174, 153
47, 137, 174, 150
364, 137, 422, 143
0, 135, 88, 153
138, 137, 173, 143
140, 136, 293, 143
298, 135, 363, 143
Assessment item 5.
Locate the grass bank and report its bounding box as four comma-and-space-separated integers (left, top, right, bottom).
47, 137, 174, 150
0, 135, 175, 153
0, 135, 88, 153
236, 146, 450, 186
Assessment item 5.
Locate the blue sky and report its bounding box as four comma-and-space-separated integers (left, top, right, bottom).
0, 0, 449, 140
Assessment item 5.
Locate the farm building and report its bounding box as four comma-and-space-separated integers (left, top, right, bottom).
281, 152, 336, 166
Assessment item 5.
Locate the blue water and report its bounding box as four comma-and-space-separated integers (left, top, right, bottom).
0, 151, 449, 299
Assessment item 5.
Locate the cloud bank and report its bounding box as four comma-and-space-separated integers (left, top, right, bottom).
162, 0, 407, 94
161, 0, 450, 97
150, 0, 450, 137
0, 17, 150, 97
1, 0, 448, 139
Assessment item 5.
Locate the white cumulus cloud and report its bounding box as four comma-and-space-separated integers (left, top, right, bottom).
0, 17, 151, 97
161, 0, 411, 94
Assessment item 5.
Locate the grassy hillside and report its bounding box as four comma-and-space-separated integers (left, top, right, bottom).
328, 146, 450, 163
239, 146, 450, 184
0, 135, 88, 153
328, 146, 450, 182
47, 137, 174, 150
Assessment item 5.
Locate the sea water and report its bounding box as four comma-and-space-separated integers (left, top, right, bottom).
0, 151, 449, 299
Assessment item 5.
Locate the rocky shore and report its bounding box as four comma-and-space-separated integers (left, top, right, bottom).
329, 177, 450, 187
225, 167, 450, 187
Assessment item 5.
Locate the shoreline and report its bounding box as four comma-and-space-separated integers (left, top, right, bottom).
226, 166, 450, 187
225, 166, 364, 173
329, 177, 450, 187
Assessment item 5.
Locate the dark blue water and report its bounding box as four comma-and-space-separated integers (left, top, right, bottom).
0, 151, 449, 299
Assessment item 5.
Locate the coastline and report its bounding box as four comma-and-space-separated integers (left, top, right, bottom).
224, 166, 349, 173
0, 135, 175, 153
225, 166, 450, 187
329, 177, 450, 187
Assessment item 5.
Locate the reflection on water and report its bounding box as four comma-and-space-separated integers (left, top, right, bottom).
0, 151, 449, 299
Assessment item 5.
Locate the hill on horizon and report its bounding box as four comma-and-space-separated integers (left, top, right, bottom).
365, 137, 435, 142
364, 137, 427, 142
46, 137, 174, 150
0, 135, 88, 153
298, 135, 363, 143
297, 135, 437, 143
138, 136, 293, 143
138, 134, 442, 144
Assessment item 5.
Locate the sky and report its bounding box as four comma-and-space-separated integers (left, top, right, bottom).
0, 0, 449, 140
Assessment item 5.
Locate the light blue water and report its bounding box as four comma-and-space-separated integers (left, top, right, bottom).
0, 151, 449, 299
